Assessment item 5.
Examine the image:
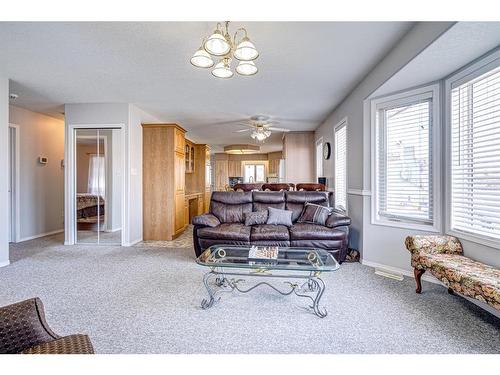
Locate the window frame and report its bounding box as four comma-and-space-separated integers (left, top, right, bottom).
444, 49, 500, 249
370, 83, 441, 232
334, 118, 348, 213
315, 137, 324, 181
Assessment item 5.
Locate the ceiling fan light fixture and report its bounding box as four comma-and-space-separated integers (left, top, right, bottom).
251, 127, 271, 142
204, 29, 231, 56
224, 144, 260, 154
190, 47, 214, 68
212, 58, 233, 79
236, 60, 258, 76
234, 37, 259, 61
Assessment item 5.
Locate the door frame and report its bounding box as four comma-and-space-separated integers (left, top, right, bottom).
65, 123, 126, 246
8, 124, 20, 243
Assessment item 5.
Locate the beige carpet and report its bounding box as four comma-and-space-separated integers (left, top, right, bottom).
1, 229, 499, 354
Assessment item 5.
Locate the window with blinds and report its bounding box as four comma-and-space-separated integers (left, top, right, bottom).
375, 94, 433, 224
450, 65, 500, 241
334, 122, 347, 211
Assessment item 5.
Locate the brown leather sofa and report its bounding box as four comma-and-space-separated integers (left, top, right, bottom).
192, 191, 351, 262
0, 298, 94, 354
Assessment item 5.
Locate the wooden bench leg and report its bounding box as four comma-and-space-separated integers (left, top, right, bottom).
414, 268, 425, 294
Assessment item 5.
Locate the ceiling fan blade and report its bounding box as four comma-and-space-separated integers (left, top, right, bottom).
273, 118, 312, 123
234, 128, 252, 133
268, 127, 290, 132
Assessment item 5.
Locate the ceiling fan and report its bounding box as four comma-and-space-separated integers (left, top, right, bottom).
230, 115, 292, 142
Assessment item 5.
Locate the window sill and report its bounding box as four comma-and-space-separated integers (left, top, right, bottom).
371, 217, 440, 233
446, 229, 500, 250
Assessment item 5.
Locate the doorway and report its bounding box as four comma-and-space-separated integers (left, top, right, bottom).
74, 128, 123, 245
8, 124, 20, 243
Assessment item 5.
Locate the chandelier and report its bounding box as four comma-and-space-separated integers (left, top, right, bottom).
190, 21, 259, 78
251, 127, 271, 142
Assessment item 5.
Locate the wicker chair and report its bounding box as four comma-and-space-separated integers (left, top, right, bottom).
296, 183, 326, 191
0, 298, 94, 354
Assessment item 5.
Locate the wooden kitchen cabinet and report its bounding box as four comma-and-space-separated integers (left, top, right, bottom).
143, 123, 187, 240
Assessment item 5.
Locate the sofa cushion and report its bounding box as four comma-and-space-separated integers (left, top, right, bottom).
210, 192, 253, 223
289, 223, 346, 240
252, 191, 286, 212
244, 211, 268, 226
297, 203, 333, 226
266, 207, 293, 227
197, 223, 251, 241
251, 224, 290, 241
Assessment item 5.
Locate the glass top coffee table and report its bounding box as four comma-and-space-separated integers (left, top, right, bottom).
196, 245, 340, 318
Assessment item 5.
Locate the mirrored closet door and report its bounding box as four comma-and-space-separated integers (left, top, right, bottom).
75, 128, 122, 245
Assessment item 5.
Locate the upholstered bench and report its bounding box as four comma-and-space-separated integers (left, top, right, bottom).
405, 235, 500, 311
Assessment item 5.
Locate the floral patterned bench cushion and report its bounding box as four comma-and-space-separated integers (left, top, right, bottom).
406, 235, 500, 311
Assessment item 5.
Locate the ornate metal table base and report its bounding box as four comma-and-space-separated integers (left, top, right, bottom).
201, 270, 328, 318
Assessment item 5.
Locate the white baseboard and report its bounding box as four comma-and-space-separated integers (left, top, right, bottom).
0, 260, 10, 268
124, 237, 142, 247
18, 229, 64, 243
360, 259, 440, 284
361, 258, 500, 318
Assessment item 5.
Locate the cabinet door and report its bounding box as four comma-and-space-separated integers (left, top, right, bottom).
204, 192, 211, 213
174, 151, 185, 192
228, 160, 241, 177
174, 129, 185, 154
174, 194, 186, 232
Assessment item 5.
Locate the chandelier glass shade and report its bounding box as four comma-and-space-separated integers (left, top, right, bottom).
191, 21, 259, 78
204, 30, 231, 56
236, 61, 258, 76
190, 47, 214, 68
234, 38, 259, 61
212, 58, 233, 78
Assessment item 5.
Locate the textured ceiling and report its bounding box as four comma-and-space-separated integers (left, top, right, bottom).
373, 22, 500, 97
0, 22, 414, 152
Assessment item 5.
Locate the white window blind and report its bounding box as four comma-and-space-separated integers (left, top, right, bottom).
334, 123, 347, 211
376, 96, 433, 223
450, 65, 500, 241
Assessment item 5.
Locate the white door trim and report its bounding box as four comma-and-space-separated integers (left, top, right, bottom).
8, 124, 20, 243
65, 124, 126, 246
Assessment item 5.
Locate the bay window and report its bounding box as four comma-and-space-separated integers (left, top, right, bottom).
372, 84, 440, 230
447, 55, 500, 246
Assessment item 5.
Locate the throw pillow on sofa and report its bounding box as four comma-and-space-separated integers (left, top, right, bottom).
297, 202, 333, 226
266, 207, 293, 227
244, 210, 268, 226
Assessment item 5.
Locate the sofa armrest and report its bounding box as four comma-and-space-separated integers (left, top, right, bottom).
0, 298, 60, 354
325, 211, 351, 228
404, 235, 463, 255
21, 334, 94, 354
192, 213, 220, 227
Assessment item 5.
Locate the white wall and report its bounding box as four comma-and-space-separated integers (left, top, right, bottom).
0, 78, 9, 267
110, 130, 122, 232
127, 105, 143, 245
9, 106, 65, 241
315, 22, 455, 266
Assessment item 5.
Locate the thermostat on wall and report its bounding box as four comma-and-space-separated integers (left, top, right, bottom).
38, 156, 48, 164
